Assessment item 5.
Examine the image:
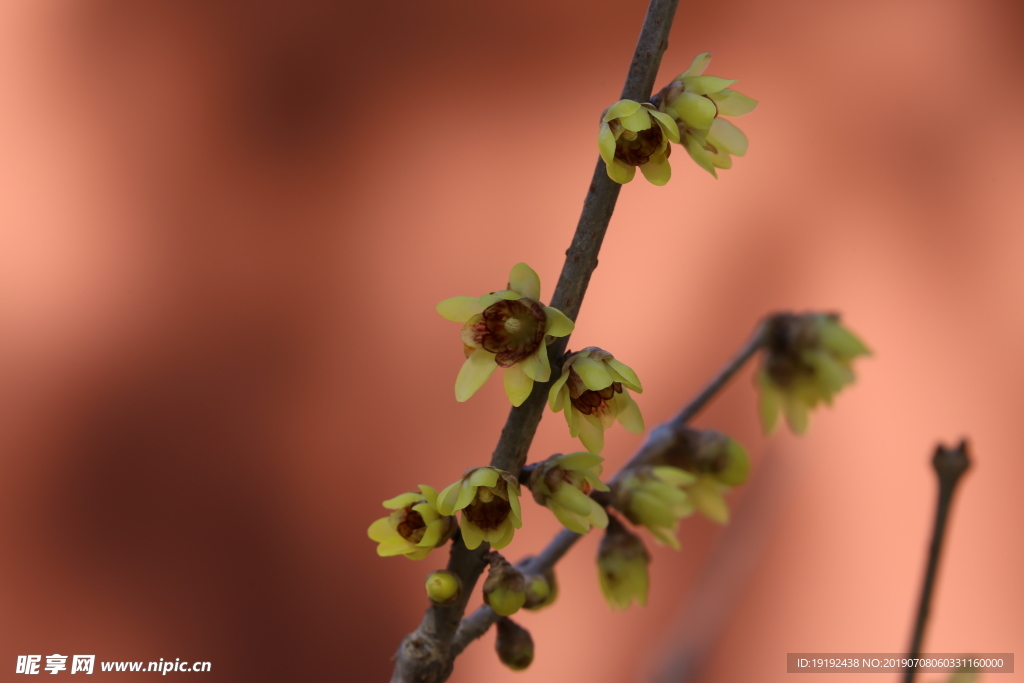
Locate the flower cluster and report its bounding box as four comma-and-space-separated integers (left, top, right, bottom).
599, 52, 757, 184
527, 452, 609, 534
610, 465, 695, 549
437, 263, 573, 407
757, 313, 871, 434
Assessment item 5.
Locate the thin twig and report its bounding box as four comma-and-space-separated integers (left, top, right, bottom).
389, 1, 679, 680
902, 441, 971, 683
450, 321, 766, 655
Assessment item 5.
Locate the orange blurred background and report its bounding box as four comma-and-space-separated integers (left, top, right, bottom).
1, 0, 1022, 681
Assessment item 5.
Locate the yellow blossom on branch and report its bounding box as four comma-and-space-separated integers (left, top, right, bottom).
437, 466, 523, 550
757, 313, 871, 434
609, 465, 695, 549
597, 517, 650, 610
527, 452, 609, 534
598, 99, 680, 185
656, 52, 757, 177
437, 263, 574, 407
366, 485, 457, 560
548, 348, 643, 454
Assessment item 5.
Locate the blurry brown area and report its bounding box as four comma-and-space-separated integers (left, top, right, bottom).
1, 0, 1022, 681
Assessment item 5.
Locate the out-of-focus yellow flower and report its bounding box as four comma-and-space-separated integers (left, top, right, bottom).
437, 263, 574, 407
757, 313, 871, 434
610, 465, 694, 549
598, 99, 681, 185
527, 452, 609, 534
437, 466, 522, 550
548, 348, 643, 455
483, 556, 527, 617
367, 485, 457, 560
656, 429, 750, 525
424, 570, 463, 606
657, 52, 757, 178
495, 618, 534, 671
597, 517, 650, 610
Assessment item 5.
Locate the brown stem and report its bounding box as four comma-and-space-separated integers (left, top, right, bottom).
389, 1, 679, 680
902, 441, 970, 683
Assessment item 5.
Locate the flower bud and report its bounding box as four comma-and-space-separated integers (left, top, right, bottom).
597, 517, 650, 610
610, 465, 694, 548
521, 563, 558, 611
482, 556, 527, 617
495, 618, 534, 671
527, 452, 609, 533
424, 570, 462, 606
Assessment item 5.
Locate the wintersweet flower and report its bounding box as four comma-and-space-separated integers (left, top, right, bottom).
609, 465, 695, 549
656, 52, 757, 178
657, 429, 750, 525
598, 99, 681, 185
366, 485, 457, 560
757, 313, 871, 434
437, 263, 574, 407
436, 466, 522, 550
548, 348, 643, 454
597, 517, 650, 610
527, 452, 609, 534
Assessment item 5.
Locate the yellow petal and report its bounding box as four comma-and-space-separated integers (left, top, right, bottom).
382, 491, 422, 509
572, 356, 614, 390
603, 99, 642, 122
708, 117, 748, 157
648, 107, 681, 143
615, 393, 644, 433
782, 395, 810, 434
455, 348, 498, 402
690, 480, 730, 524
437, 296, 485, 322
682, 135, 718, 178
554, 452, 604, 470
508, 262, 541, 301
679, 52, 712, 78
548, 371, 569, 411
467, 466, 500, 488
708, 88, 758, 117
598, 123, 617, 164
436, 481, 464, 515
461, 519, 485, 550
367, 517, 399, 543
588, 500, 609, 529
618, 107, 652, 133
606, 158, 636, 184
681, 75, 736, 95
670, 91, 716, 130
606, 358, 642, 391
543, 307, 574, 337
503, 363, 534, 407
639, 154, 671, 186
578, 414, 605, 454
551, 501, 589, 534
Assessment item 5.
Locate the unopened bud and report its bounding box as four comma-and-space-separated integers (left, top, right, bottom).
495, 618, 534, 671
520, 561, 558, 611
483, 556, 526, 617
424, 570, 462, 606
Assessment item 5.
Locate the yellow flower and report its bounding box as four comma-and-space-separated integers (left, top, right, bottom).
437, 263, 574, 407
436, 466, 523, 550
598, 99, 681, 185
656, 52, 757, 178
366, 485, 457, 560
527, 452, 609, 534
659, 429, 750, 524
609, 465, 695, 549
757, 313, 871, 434
548, 348, 643, 454
597, 517, 650, 610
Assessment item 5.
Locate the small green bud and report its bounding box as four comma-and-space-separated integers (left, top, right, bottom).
520, 560, 558, 611
482, 556, 526, 617
424, 570, 462, 606
597, 516, 650, 610
495, 618, 534, 671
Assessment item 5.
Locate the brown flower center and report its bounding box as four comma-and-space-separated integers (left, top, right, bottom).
764, 314, 822, 388
464, 493, 511, 531
615, 125, 663, 166
569, 368, 624, 416
464, 299, 546, 368
395, 507, 427, 544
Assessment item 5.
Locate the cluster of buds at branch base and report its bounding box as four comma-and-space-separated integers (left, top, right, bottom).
436, 263, 574, 407
655, 52, 757, 178
609, 465, 694, 549
549, 348, 644, 455
483, 555, 527, 617
598, 100, 681, 185
495, 618, 534, 671
527, 452, 609, 534
437, 467, 522, 550
424, 570, 463, 606
652, 428, 750, 524
521, 562, 558, 610
757, 313, 871, 434
366, 485, 457, 560
597, 516, 650, 610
